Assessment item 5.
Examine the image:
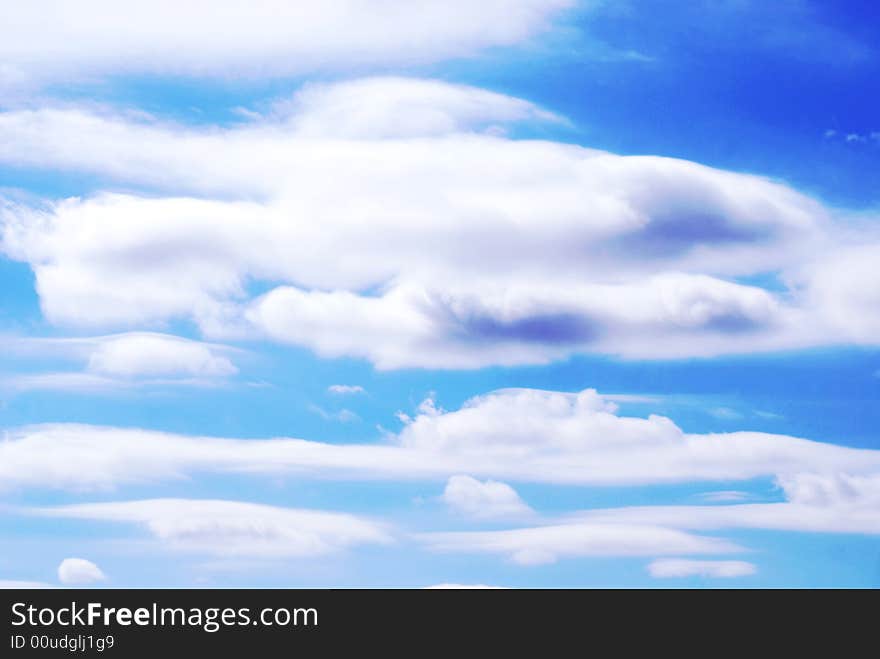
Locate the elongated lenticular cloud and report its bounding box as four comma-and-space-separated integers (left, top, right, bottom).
0, 332, 240, 391
0, 1, 573, 87
34, 499, 392, 559
646, 559, 757, 579
3, 388, 880, 491
420, 523, 743, 566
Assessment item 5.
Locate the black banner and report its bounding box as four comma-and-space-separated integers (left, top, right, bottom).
1, 588, 874, 655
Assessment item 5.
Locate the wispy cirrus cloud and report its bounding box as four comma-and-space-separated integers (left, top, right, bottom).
327, 384, 365, 395
646, 559, 756, 579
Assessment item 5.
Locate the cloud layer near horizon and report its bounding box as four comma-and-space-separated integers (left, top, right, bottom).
4, 387, 880, 566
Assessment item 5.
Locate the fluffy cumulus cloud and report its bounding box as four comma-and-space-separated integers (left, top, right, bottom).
646, 559, 757, 579
3, 76, 876, 368
3, 388, 880, 491
1, 333, 239, 391
57, 558, 107, 585
0, 1, 572, 88
442, 475, 533, 519
34, 499, 391, 559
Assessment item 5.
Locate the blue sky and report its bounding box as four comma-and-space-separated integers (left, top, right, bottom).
0, 0, 878, 588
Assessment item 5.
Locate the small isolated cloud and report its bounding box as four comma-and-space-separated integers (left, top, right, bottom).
647, 559, 756, 579
57, 558, 106, 585
327, 384, 365, 395
824, 129, 879, 146
442, 475, 533, 519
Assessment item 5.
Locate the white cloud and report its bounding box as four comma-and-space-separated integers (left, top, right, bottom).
0, 1, 571, 88
277, 77, 562, 139
4, 76, 872, 367
86, 333, 237, 378
792, 243, 880, 344
4, 388, 879, 493
57, 558, 106, 585
709, 407, 743, 420
1, 332, 239, 391
309, 404, 360, 424
35, 499, 392, 559
0, 580, 52, 589
245, 274, 814, 369
442, 475, 533, 519
647, 559, 756, 579
424, 583, 507, 589
777, 472, 880, 508
420, 523, 742, 566
0, 78, 561, 194
567, 473, 880, 535
3, 372, 130, 393
420, 471, 880, 566
697, 490, 753, 503
327, 384, 365, 395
